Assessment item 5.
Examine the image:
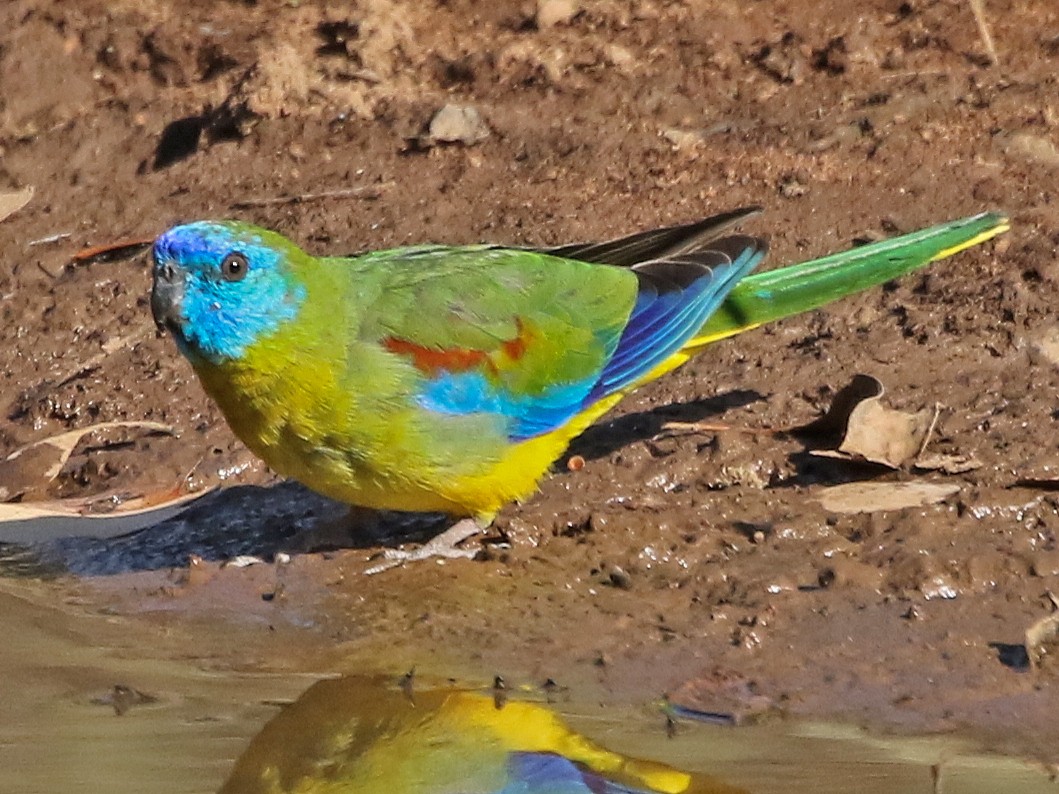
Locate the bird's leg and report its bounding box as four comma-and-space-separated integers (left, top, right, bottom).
364, 517, 485, 575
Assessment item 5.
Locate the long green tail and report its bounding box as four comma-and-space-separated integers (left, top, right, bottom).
687, 211, 1009, 348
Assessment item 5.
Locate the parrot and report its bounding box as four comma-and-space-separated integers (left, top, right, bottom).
218, 674, 744, 794
150, 207, 1008, 565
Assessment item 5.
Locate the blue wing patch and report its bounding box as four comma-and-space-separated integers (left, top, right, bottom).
413, 239, 765, 442
499, 752, 660, 794
416, 372, 596, 440
586, 242, 766, 402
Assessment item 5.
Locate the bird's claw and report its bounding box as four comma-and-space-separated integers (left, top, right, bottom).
364, 518, 482, 575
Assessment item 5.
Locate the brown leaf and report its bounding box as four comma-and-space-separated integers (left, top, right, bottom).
795, 373, 884, 437
0, 487, 213, 543
817, 481, 960, 514
0, 421, 174, 502
1012, 460, 1059, 490
798, 374, 939, 469
0, 186, 34, 223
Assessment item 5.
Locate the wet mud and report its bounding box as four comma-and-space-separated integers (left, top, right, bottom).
4, 0, 1059, 786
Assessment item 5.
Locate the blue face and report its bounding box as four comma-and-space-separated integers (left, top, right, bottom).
151, 221, 306, 363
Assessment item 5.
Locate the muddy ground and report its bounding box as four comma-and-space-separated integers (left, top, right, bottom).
4, 0, 1059, 772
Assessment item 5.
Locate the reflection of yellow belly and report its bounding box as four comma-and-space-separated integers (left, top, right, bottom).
220, 676, 697, 794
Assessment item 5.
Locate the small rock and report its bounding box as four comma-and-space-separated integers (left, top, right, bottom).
536, 0, 580, 29
605, 44, 636, 71
778, 175, 808, 198
608, 565, 633, 590
1028, 327, 1059, 368
920, 574, 959, 601
223, 555, 266, 568
998, 132, 1059, 169
428, 104, 490, 145
185, 554, 213, 588
753, 33, 808, 85
661, 127, 705, 151
1031, 550, 1059, 577
92, 684, 158, 716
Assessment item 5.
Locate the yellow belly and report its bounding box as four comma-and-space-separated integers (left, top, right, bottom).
195, 347, 677, 521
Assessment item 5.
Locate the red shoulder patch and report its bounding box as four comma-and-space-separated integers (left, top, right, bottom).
384, 318, 535, 375
383, 337, 487, 375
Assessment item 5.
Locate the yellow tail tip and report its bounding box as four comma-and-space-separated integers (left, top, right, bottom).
929, 214, 1010, 263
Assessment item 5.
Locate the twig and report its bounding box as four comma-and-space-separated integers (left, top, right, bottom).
27, 232, 72, 247
660, 421, 777, 437
968, 0, 999, 66
914, 403, 943, 459
230, 183, 392, 209
71, 238, 154, 264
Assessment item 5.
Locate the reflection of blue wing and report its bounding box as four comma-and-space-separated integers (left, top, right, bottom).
499, 752, 656, 794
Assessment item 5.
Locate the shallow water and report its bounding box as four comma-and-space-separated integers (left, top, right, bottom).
2, 579, 1054, 794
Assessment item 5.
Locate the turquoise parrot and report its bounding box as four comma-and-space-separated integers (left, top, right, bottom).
151, 207, 1008, 561
219, 674, 743, 794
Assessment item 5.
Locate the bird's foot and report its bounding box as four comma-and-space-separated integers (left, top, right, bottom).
365, 518, 483, 575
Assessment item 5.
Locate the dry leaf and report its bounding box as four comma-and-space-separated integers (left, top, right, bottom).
0, 421, 174, 502
0, 186, 34, 223
914, 453, 982, 475
798, 374, 939, 469
0, 487, 212, 544
1026, 592, 1059, 669
1015, 478, 1059, 491
796, 373, 883, 437
817, 480, 960, 514
1012, 460, 1059, 490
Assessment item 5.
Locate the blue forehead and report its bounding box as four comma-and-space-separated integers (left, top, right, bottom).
154, 221, 285, 271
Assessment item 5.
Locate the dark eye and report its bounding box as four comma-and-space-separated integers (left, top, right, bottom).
220, 252, 249, 282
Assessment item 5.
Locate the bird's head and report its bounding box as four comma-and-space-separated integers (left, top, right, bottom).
151, 221, 308, 364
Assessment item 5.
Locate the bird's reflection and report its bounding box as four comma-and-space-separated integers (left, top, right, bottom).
219, 675, 745, 794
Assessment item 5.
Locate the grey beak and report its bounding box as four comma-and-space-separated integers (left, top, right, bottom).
151, 260, 185, 333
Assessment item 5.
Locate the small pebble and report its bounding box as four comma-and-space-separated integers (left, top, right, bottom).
536, 0, 580, 28
428, 104, 490, 145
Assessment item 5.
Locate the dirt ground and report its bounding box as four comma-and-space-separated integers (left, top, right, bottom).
4, 0, 1059, 769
